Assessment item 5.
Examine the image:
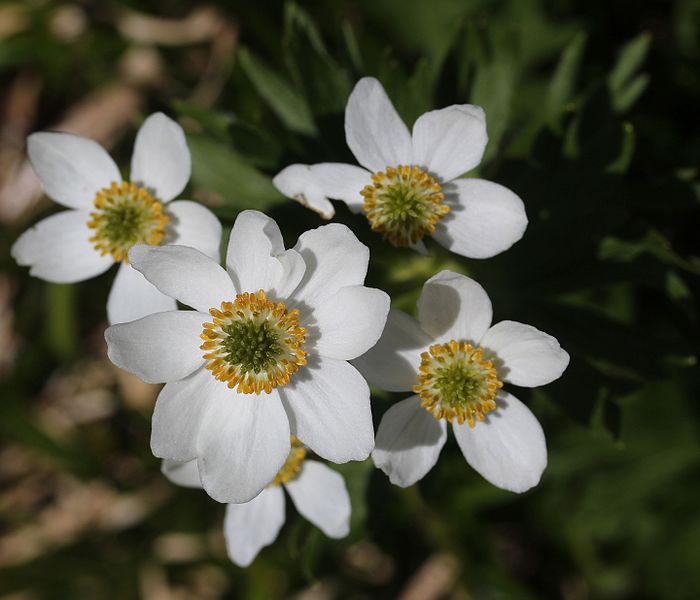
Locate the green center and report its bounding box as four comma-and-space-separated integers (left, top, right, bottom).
100, 201, 153, 246
220, 320, 283, 373
375, 182, 434, 227
433, 362, 486, 410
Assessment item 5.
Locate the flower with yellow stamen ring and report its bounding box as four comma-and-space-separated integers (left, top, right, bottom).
200, 290, 307, 394
87, 181, 169, 262
11, 112, 222, 325
273, 77, 528, 259
354, 270, 570, 494
361, 165, 450, 247
413, 340, 503, 427
106, 210, 389, 505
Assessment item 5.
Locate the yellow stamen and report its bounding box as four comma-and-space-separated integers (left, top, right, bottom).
87, 181, 168, 262
361, 165, 449, 247
200, 290, 307, 394
270, 436, 306, 486
413, 340, 503, 427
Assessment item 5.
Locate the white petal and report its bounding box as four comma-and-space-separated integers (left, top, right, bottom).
130, 112, 191, 202
27, 132, 121, 209
417, 270, 492, 343
291, 224, 368, 310
452, 391, 547, 493
352, 309, 430, 392
372, 396, 447, 487
105, 310, 207, 384
273, 164, 335, 219
280, 356, 373, 463
166, 200, 222, 260
479, 320, 570, 387
161, 459, 202, 489
224, 486, 285, 567
128, 244, 235, 313
107, 263, 177, 325
412, 105, 487, 182
309, 163, 371, 214
150, 367, 214, 462
226, 210, 305, 298
285, 460, 350, 538
344, 77, 412, 172
433, 179, 527, 259
311, 286, 390, 360
11, 210, 113, 283
197, 388, 291, 503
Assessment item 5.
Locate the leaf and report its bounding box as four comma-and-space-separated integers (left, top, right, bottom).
237, 47, 317, 135
608, 33, 652, 112
187, 134, 284, 210
546, 32, 587, 127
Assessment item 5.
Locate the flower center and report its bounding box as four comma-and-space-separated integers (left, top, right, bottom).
270, 436, 306, 486
87, 181, 168, 262
200, 290, 307, 394
413, 340, 503, 427
360, 165, 449, 247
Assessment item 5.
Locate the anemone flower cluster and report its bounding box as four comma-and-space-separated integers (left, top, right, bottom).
12, 79, 570, 568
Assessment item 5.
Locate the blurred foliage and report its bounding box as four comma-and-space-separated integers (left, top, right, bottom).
1, 0, 699, 598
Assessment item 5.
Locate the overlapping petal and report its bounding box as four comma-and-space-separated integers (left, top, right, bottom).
27, 132, 121, 209
372, 396, 447, 487
452, 392, 547, 493
434, 179, 527, 259
417, 270, 492, 343
344, 77, 412, 172
280, 356, 373, 463
166, 200, 222, 260
107, 263, 177, 325
130, 113, 191, 202
11, 210, 113, 283
273, 164, 335, 219
105, 310, 206, 383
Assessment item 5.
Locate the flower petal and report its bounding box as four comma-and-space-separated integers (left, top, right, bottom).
352, 309, 431, 392
280, 356, 373, 463
412, 105, 487, 182
309, 163, 371, 214
128, 244, 235, 313
197, 388, 291, 503
273, 164, 335, 219
27, 132, 121, 209
291, 224, 368, 310
285, 460, 350, 538
105, 310, 207, 384
223, 486, 285, 567
226, 210, 305, 299
479, 320, 570, 387
150, 367, 215, 462
344, 77, 412, 172
372, 395, 447, 487
106, 263, 177, 325
130, 113, 191, 202
311, 285, 390, 360
11, 210, 113, 283
161, 459, 202, 489
452, 391, 547, 493
434, 178, 527, 259
166, 200, 222, 260
417, 270, 492, 343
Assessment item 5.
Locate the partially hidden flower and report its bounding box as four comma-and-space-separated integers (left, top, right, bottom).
105, 210, 389, 503
162, 436, 351, 567
354, 270, 569, 493
273, 77, 527, 258
11, 113, 221, 324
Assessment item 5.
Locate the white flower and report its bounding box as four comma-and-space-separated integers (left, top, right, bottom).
11, 113, 222, 324
273, 77, 527, 258
162, 436, 351, 567
105, 210, 389, 503
354, 270, 569, 493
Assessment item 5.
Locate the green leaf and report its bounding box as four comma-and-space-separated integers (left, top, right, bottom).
187, 134, 284, 211
546, 32, 587, 127
237, 47, 317, 135
608, 33, 652, 111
